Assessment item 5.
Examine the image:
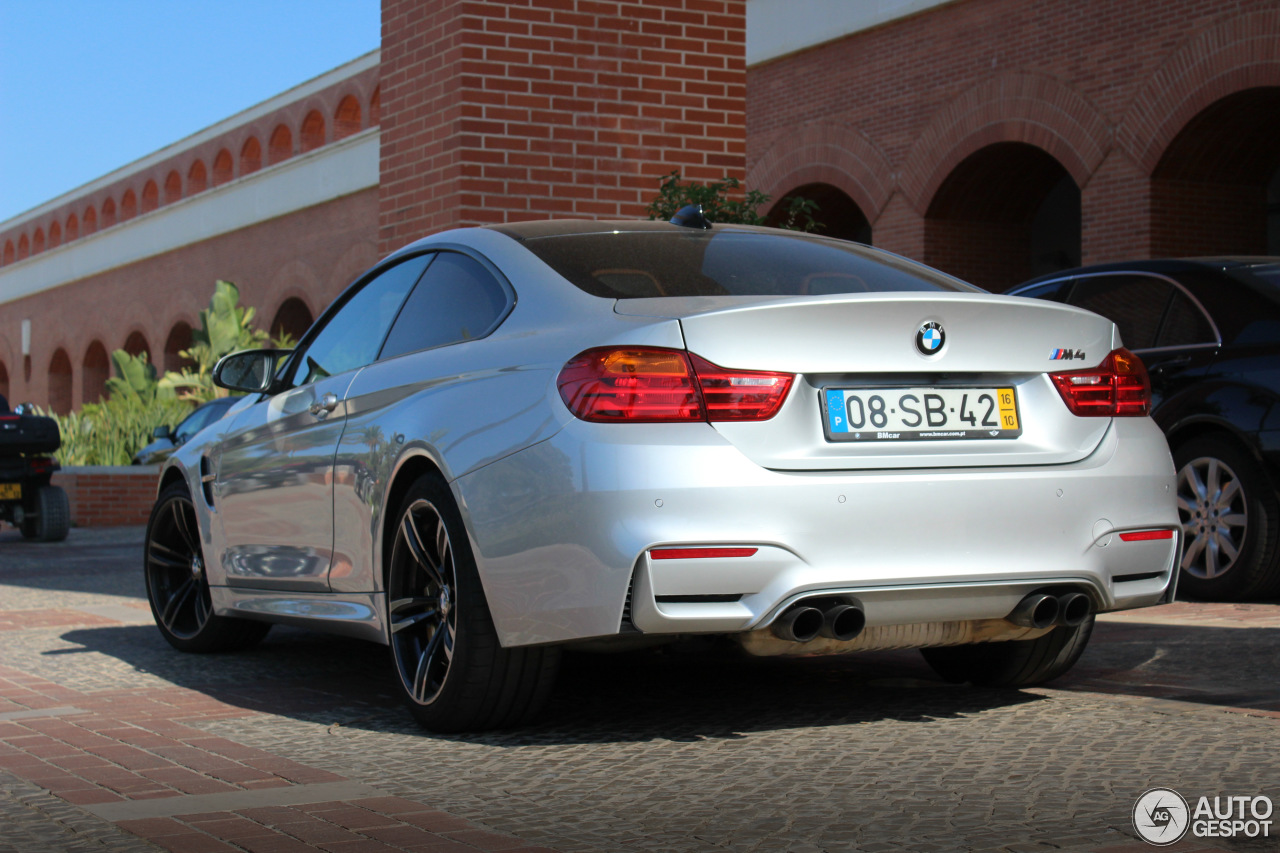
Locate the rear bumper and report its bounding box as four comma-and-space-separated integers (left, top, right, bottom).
455, 417, 1178, 647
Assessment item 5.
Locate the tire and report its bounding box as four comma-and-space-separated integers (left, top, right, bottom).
386, 474, 559, 732
1173, 436, 1280, 601
144, 483, 270, 653
19, 485, 70, 541
920, 617, 1094, 687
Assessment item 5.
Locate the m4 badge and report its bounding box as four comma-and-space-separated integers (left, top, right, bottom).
1050, 348, 1086, 361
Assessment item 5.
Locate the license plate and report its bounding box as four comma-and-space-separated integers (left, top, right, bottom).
822, 386, 1021, 442
0, 483, 20, 500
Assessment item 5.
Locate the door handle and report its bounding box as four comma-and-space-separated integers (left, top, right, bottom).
308, 393, 339, 418
1152, 356, 1192, 373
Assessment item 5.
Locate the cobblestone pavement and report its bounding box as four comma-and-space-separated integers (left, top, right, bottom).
1, 525, 1277, 853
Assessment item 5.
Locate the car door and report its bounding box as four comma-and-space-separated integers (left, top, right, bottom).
210, 254, 433, 591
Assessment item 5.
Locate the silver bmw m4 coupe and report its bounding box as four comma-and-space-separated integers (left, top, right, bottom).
145, 216, 1180, 732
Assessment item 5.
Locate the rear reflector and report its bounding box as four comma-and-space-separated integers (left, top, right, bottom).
1049, 348, 1151, 417
558, 347, 793, 423
650, 547, 759, 560
1118, 529, 1175, 542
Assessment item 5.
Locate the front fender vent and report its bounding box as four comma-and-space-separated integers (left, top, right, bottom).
200, 456, 216, 507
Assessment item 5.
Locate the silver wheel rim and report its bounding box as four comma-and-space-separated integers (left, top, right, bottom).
388, 499, 457, 706
146, 495, 212, 639
1177, 455, 1248, 580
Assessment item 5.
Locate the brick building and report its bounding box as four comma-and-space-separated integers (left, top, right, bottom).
1, 0, 1277, 412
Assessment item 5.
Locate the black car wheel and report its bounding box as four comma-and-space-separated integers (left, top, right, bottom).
19, 485, 70, 542
386, 474, 558, 732
1174, 437, 1280, 600
920, 617, 1094, 687
144, 483, 270, 652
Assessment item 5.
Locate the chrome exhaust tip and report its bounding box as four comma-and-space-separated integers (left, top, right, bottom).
772, 605, 824, 643
1057, 592, 1092, 627
1008, 593, 1059, 630
819, 603, 866, 642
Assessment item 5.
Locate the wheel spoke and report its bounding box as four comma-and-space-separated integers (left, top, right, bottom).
161, 578, 196, 630
413, 627, 445, 701
400, 512, 444, 588
390, 606, 439, 635
1214, 530, 1239, 563
171, 501, 200, 555
148, 550, 188, 571
1181, 533, 1206, 570
1222, 512, 1247, 528
1216, 478, 1241, 509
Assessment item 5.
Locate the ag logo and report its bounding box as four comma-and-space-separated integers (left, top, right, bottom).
1133, 787, 1190, 845
915, 321, 945, 356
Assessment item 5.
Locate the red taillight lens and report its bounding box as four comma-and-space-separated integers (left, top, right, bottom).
557, 347, 794, 423
689, 354, 794, 421
557, 347, 704, 422
650, 547, 759, 560
1049, 348, 1151, 417
1118, 529, 1175, 542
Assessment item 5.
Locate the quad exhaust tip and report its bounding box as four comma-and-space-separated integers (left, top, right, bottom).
772, 600, 865, 644
1007, 591, 1093, 629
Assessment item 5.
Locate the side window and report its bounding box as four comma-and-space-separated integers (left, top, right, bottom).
1068, 275, 1171, 350
1157, 291, 1216, 347
379, 252, 511, 360
288, 255, 431, 387
174, 406, 214, 443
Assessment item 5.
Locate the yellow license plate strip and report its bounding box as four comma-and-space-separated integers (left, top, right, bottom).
0, 483, 21, 500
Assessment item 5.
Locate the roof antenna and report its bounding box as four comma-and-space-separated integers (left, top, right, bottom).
670, 203, 712, 229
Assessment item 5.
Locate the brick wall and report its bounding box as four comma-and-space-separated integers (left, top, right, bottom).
52, 466, 160, 528
747, 0, 1280, 289
378, 0, 747, 253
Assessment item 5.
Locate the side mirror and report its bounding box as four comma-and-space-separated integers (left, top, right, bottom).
213, 349, 292, 394
152, 425, 174, 439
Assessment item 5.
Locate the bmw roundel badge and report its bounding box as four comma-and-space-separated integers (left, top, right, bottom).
915, 321, 945, 356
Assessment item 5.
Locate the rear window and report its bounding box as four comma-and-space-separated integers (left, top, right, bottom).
512, 228, 979, 298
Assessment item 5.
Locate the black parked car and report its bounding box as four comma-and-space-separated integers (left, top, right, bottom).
0, 394, 70, 541
132, 396, 242, 466
1012, 258, 1280, 601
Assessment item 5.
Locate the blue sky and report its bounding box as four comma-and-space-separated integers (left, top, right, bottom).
0, 1, 380, 224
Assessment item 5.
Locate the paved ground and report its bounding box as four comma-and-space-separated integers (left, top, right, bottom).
1, 525, 1277, 853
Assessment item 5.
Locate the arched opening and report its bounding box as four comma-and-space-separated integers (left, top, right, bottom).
334, 94, 361, 139
163, 322, 193, 373
84, 205, 98, 234
188, 160, 208, 194
301, 110, 325, 152
17, 234, 29, 260
2, 241, 13, 265
121, 189, 138, 221
370, 86, 381, 125
82, 341, 109, 404
123, 331, 151, 362
141, 180, 159, 213
164, 170, 182, 204
764, 183, 872, 243
48, 221, 61, 249
924, 142, 1080, 291
65, 213, 79, 241
241, 137, 262, 175
48, 349, 72, 416
270, 298, 314, 343
213, 149, 234, 185
32, 227, 45, 255
1152, 87, 1280, 257
0, 360, 8, 401
268, 124, 292, 165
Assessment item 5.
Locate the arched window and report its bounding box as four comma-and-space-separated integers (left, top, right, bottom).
164, 170, 182, 204
121, 189, 138, 220
123, 330, 151, 361
188, 160, 208, 194
101, 198, 117, 228
48, 221, 62, 249
163, 322, 193, 373
334, 95, 361, 140
82, 341, 109, 404
18, 234, 30, 259
270, 297, 314, 343
213, 149, 234, 185
268, 124, 292, 165
240, 137, 262, 175
32, 227, 45, 255
141, 180, 159, 213
84, 205, 98, 234
301, 110, 325, 152
370, 86, 381, 125
48, 349, 72, 416
0, 360, 9, 401
65, 213, 79, 242
2, 241, 13, 265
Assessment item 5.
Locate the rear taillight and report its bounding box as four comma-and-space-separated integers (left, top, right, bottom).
557, 347, 794, 423
1049, 348, 1151, 417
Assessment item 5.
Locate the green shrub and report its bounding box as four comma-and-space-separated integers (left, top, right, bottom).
646, 170, 822, 231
